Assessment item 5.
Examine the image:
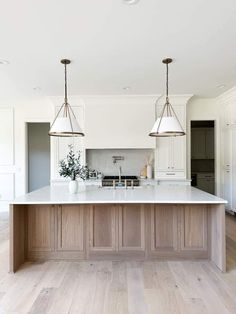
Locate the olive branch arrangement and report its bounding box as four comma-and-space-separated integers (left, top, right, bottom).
59, 145, 88, 181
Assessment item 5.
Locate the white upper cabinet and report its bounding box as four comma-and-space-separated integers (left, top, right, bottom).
154, 96, 192, 179
84, 97, 157, 149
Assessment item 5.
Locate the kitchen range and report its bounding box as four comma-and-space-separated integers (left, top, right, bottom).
102, 175, 140, 187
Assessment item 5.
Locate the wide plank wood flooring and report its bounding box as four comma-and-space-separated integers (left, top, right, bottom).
0, 212, 236, 313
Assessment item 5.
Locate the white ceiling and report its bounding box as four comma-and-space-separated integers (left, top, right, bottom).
0, 0, 236, 99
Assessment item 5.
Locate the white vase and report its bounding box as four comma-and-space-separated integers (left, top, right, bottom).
147, 165, 152, 179
69, 180, 78, 194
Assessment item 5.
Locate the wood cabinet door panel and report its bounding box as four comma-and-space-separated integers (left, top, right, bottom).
89, 205, 116, 251
57, 205, 84, 251
181, 205, 207, 250
28, 205, 54, 252
151, 205, 178, 251
205, 128, 214, 159
118, 204, 145, 250
191, 129, 206, 159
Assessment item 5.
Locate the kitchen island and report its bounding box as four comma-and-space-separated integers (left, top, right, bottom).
10, 185, 227, 272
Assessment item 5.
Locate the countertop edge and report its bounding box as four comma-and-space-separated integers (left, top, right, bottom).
10, 200, 227, 205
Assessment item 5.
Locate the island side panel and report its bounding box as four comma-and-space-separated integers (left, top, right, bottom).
10, 204, 27, 272
209, 204, 226, 272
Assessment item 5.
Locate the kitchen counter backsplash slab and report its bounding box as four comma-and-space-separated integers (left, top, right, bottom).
86, 148, 154, 176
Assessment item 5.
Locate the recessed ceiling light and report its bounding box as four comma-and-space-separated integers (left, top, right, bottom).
33, 86, 41, 91
0, 59, 9, 65
123, 86, 131, 91
123, 0, 140, 5
217, 84, 226, 89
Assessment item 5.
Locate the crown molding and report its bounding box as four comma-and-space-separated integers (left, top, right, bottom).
217, 86, 236, 103
157, 94, 193, 105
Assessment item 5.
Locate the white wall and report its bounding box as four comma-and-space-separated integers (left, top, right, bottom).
0, 108, 14, 211
0, 99, 54, 211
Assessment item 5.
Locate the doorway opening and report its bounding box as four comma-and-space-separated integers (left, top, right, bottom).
27, 123, 50, 193
191, 120, 215, 195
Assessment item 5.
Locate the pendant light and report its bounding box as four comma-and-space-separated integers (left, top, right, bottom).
49, 59, 85, 137
149, 58, 185, 137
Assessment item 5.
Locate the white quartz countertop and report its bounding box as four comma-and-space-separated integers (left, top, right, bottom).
11, 185, 227, 205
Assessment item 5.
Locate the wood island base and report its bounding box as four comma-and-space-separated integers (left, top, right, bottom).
10, 203, 226, 272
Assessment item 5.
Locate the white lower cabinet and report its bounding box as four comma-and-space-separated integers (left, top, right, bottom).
223, 126, 232, 210
224, 169, 232, 210
230, 127, 236, 212
222, 124, 236, 212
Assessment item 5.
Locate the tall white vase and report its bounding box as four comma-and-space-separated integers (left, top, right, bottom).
69, 180, 78, 194
147, 165, 152, 179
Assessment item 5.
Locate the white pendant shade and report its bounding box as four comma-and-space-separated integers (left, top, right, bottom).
49, 116, 84, 137
49, 59, 85, 138
149, 58, 185, 137
149, 116, 185, 137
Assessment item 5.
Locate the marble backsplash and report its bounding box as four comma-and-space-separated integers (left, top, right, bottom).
86, 149, 154, 176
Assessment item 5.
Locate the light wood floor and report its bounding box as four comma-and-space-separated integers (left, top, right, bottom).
1, 213, 236, 314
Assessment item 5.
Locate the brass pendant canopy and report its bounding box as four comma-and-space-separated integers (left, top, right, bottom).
49, 59, 85, 137
149, 58, 185, 137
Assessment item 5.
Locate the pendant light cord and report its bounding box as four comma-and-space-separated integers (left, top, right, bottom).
166, 62, 169, 100
165, 62, 171, 116
64, 63, 68, 105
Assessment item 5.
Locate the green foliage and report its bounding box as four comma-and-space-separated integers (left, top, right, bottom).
59, 145, 88, 181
